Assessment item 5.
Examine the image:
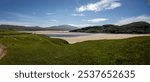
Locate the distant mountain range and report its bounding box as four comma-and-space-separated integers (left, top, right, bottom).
0, 25, 78, 31
46, 25, 78, 31
1, 21, 150, 34
70, 21, 150, 34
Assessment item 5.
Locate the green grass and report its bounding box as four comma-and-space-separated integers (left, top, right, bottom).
0, 30, 150, 65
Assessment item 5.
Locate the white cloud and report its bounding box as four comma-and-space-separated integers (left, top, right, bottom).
88, 18, 108, 23
72, 13, 85, 16
116, 15, 150, 25
68, 24, 95, 28
76, 0, 122, 12
106, 1, 121, 9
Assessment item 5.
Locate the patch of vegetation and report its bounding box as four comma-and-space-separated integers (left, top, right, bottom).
0, 30, 150, 65
0, 30, 30, 35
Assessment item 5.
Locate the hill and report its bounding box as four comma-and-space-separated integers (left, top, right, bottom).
0, 30, 150, 65
0, 25, 78, 31
46, 25, 78, 31
0, 25, 45, 31
70, 21, 150, 34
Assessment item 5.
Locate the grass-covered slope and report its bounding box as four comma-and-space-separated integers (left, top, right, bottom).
0, 31, 150, 65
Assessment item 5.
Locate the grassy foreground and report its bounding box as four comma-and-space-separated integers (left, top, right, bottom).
0, 31, 150, 65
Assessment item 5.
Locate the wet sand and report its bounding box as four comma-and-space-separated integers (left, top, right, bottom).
23, 31, 150, 44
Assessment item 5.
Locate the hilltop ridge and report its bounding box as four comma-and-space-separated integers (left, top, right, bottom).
70, 21, 150, 34
0, 25, 78, 31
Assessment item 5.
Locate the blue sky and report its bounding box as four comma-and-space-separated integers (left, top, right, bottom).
0, 0, 150, 27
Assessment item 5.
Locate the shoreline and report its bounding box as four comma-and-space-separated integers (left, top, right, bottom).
56, 34, 150, 44
21, 31, 150, 44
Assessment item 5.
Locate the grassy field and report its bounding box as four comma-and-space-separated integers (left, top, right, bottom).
0, 30, 150, 65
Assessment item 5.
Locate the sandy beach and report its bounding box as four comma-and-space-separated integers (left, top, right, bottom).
23, 31, 150, 44
57, 34, 150, 44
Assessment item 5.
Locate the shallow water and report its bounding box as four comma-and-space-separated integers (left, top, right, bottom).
46, 33, 89, 37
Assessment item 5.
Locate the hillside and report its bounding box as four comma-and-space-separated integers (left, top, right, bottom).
0, 24, 78, 31
46, 25, 78, 31
0, 30, 150, 65
0, 25, 46, 31
70, 21, 150, 34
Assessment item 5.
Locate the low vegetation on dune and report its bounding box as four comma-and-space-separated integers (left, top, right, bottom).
0, 30, 150, 65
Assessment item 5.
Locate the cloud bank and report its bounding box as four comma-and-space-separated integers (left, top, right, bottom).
117, 15, 150, 25
76, 0, 122, 12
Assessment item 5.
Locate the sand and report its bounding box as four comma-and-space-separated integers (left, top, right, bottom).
0, 44, 6, 60
22, 31, 150, 44
57, 34, 150, 44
